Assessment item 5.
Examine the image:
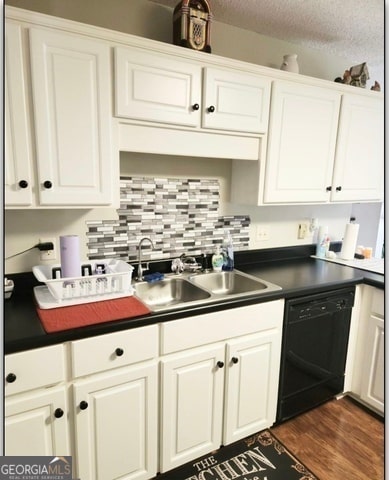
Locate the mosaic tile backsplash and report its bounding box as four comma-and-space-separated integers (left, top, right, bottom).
86, 177, 250, 262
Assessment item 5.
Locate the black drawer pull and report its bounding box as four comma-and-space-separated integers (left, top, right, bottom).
115, 347, 124, 357
79, 401, 89, 410
326, 186, 332, 192
43, 180, 53, 189
18, 180, 28, 189
192, 103, 200, 111
207, 105, 215, 113
231, 357, 239, 364
217, 361, 224, 368
336, 186, 342, 191
6, 373, 17, 383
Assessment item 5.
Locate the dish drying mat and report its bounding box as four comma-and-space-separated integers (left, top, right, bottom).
312, 256, 384, 275
36, 296, 151, 333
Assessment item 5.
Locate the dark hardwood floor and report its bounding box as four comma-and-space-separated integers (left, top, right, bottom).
271, 396, 384, 480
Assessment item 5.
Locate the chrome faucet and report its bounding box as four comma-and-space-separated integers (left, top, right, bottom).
137, 237, 155, 281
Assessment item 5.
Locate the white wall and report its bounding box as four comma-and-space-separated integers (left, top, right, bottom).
4, 0, 383, 274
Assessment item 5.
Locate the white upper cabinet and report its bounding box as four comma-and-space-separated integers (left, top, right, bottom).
202, 67, 271, 133
331, 93, 384, 202
29, 28, 115, 206
115, 46, 202, 127
232, 79, 383, 205
114, 47, 271, 134
5, 22, 34, 206
263, 81, 341, 203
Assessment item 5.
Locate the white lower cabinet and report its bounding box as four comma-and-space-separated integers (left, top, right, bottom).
5, 386, 70, 456
4, 344, 70, 456
224, 330, 280, 444
159, 301, 284, 473
4, 301, 284, 479
359, 289, 384, 414
70, 325, 159, 480
350, 286, 384, 416
73, 362, 158, 480
160, 344, 225, 472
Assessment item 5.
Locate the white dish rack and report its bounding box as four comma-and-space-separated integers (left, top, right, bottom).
33, 259, 134, 309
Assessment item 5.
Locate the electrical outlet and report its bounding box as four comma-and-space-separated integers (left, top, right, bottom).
39, 237, 56, 261
297, 222, 309, 239
256, 225, 270, 242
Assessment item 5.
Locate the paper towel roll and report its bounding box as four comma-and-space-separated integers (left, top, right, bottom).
60, 235, 81, 278
339, 223, 360, 260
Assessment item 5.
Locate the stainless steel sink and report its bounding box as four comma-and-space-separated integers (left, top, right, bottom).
133, 269, 281, 312
133, 277, 211, 311
188, 270, 280, 296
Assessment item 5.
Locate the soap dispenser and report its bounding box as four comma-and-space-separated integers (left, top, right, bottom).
212, 245, 224, 272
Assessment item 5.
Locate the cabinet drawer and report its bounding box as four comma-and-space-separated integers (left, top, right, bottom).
71, 324, 159, 377
161, 300, 284, 354
5, 344, 66, 396
371, 289, 384, 317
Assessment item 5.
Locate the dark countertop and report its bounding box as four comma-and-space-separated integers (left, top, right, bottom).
4, 246, 384, 354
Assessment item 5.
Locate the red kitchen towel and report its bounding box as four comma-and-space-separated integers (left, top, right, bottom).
36, 296, 151, 333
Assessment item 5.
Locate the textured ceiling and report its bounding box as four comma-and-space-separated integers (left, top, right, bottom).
149, 0, 384, 66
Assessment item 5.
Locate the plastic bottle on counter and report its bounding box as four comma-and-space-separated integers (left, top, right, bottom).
222, 231, 234, 271
316, 226, 330, 258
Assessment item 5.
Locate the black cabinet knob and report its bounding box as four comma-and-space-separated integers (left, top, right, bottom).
231, 357, 239, 364
326, 186, 332, 192
192, 103, 200, 111
18, 180, 28, 189
43, 180, 53, 189
336, 186, 342, 191
6, 373, 17, 383
54, 408, 64, 418
207, 105, 215, 113
79, 401, 89, 410
217, 361, 224, 368
115, 347, 124, 357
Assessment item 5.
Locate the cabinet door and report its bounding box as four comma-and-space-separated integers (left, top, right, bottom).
264, 81, 340, 203
73, 363, 158, 480
160, 344, 225, 473
202, 67, 271, 133
331, 94, 384, 202
360, 314, 384, 414
223, 330, 281, 444
115, 46, 202, 127
29, 28, 114, 206
5, 22, 33, 206
5, 386, 69, 456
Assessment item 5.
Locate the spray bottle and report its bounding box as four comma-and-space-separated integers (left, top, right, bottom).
222, 230, 234, 271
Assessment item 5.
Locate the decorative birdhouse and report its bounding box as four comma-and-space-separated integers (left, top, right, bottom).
173, 0, 213, 53
349, 62, 369, 88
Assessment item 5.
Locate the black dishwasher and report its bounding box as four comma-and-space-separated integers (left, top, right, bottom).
276, 287, 355, 423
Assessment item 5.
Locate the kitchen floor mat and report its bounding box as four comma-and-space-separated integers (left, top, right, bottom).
36, 296, 151, 333
155, 429, 319, 480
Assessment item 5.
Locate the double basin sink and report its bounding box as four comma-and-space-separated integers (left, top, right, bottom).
133, 269, 281, 312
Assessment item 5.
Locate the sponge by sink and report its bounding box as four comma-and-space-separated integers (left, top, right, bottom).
143, 272, 165, 283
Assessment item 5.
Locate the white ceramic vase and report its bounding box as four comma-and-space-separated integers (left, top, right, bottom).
280, 54, 299, 73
